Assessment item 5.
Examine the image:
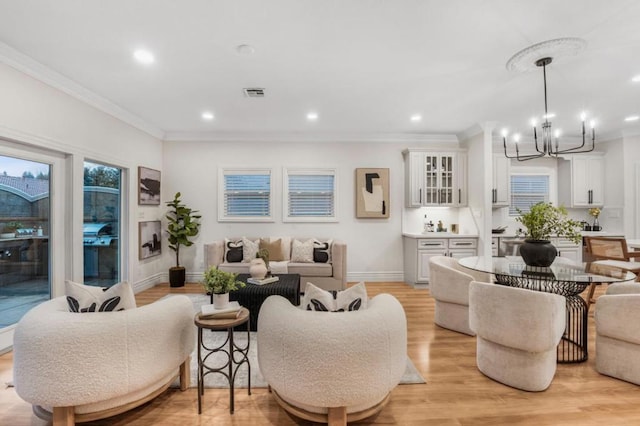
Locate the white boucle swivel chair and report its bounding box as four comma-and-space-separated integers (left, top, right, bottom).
469, 281, 566, 392
257, 294, 407, 426
429, 255, 488, 336
13, 295, 195, 426
595, 282, 640, 384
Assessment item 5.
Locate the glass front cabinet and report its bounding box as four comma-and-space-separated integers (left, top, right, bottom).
404, 149, 467, 207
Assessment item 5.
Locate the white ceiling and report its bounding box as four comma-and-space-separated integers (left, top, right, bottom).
1, 0, 639, 141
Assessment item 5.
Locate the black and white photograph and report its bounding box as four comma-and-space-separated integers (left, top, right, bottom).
138, 220, 161, 260
138, 166, 161, 205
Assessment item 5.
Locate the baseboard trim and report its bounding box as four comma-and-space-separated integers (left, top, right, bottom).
347, 272, 404, 282
132, 273, 165, 293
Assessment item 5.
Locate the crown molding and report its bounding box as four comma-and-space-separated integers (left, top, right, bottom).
163, 131, 459, 144
0, 41, 164, 140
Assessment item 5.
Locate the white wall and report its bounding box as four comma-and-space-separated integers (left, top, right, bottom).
0, 62, 165, 293
623, 134, 640, 238
163, 139, 454, 282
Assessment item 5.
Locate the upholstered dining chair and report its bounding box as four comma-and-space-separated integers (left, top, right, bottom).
469, 281, 566, 392
429, 256, 489, 336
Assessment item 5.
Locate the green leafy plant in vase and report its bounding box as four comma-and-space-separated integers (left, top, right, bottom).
202, 267, 245, 309
165, 192, 201, 287
516, 202, 582, 267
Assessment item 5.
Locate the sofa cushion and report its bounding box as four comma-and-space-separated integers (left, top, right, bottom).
288, 262, 333, 277
224, 238, 243, 263
260, 238, 284, 261
291, 239, 315, 263
313, 239, 333, 263
269, 236, 292, 261
218, 262, 250, 274
65, 280, 136, 313
241, 237, 259, 263
301, 282, 368, 312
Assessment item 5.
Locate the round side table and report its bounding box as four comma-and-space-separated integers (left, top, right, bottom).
194, 308, 251, 414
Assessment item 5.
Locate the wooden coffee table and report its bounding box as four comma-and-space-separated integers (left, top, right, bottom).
210, 273, 300, 331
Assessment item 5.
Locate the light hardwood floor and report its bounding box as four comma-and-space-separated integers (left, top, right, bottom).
2, 282, 640, 425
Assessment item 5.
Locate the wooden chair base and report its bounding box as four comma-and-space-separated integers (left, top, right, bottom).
270, 389, 391, 426
33, 358, 190, 425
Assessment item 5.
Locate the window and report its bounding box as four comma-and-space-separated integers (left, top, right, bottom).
219, 168, 273, 221
284, 168, 337, 222
509, 174, 549, 215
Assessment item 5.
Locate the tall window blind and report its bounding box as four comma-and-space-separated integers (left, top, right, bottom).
509, 175, 549, 215
284, 169, 336, 221
222, 171, 271, 219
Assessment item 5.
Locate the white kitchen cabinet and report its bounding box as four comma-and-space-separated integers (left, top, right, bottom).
403, 149, 467, 207
558, 155, 604, 208
553, 237, 582, 264
492, 155, 510, 207
403, 236, 478, 284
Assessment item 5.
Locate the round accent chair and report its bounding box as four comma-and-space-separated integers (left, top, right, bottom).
13, 295, 195, 425
257, 293, 407, 426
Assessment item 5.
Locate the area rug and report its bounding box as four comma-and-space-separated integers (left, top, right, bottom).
168, 294, 426, 388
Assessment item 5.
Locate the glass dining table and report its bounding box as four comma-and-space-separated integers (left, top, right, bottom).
459, 256, 637, 363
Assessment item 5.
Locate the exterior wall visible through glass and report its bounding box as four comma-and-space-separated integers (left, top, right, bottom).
83, 161, 121, 286
0, 155, 50, 328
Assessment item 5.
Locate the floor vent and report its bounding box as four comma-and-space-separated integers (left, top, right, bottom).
243, 88, 265, 97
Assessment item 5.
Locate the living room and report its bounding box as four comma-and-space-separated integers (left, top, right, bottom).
3, 1, 640, 425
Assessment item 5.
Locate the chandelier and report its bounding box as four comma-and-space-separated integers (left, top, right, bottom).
502, 39, 595, 161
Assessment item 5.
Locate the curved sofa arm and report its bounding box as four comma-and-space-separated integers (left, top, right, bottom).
596, 294, 640, 345
257, 293, 406, 409
204, 241, 225, 268
14, 295, 195, 408
331, 239, 347, 286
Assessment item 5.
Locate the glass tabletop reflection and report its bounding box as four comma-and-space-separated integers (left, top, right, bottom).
458, 256, 637, 284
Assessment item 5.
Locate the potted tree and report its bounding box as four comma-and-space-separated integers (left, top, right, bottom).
516, 202, 582, 267
165, 192, 201, 287
202, 267, 245, 309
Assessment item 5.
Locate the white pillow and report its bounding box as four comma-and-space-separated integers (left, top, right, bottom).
65, 280, 136, 313
291, 238, 315, 263
241, 237, 259, 263
313, 238, 333, 263
301, 282, 368, 312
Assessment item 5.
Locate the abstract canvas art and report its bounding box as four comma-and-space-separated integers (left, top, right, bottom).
138, 166, 161, 205
355, 168, 389, 218
139, 220, 162, 260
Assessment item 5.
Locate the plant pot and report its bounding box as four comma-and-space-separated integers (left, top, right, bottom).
213, 292, 229, 310
169, 267, 186, 287
520, 239, 557, 267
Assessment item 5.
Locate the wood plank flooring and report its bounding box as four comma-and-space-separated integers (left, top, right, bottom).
2, 282, 640, 425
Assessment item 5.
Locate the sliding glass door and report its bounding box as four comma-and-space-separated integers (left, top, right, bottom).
0, 155, 50, 327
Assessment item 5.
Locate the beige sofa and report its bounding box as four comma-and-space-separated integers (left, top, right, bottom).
204, 237, 347, 291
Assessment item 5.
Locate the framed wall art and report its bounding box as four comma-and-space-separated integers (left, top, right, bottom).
355, 168, 389, 218
139, 220, 162, 260
138, 166, 161, 205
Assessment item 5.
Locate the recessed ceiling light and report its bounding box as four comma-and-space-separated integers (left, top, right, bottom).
624, 115, 639, 122
201, 111, 214, 121
236, 44, 255, 55
307, 112, 318, 121
632, 75, 640, 83
133, 49, 155, 65
410, 114, 422, 122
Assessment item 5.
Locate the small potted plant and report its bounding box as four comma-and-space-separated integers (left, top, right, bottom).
202, 267, 245, 309
589, 207, 601, 231
165, 192, 201, 287
1, 222, 22, 239
516, 202, 582, 267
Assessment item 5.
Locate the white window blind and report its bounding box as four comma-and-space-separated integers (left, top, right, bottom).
509, 175, 549, 215
219, 169, 273, 221
284, 169, 337, 222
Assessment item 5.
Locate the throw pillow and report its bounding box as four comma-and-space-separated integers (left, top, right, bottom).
301, 282, 368, 312
291, 238, 315, 263
313, 238, 333, 263
259, 238, 284, 261
270, 236, 292, 260
224, 238, 243, 263
65, 280, 136, 313
241, 237, 259, 263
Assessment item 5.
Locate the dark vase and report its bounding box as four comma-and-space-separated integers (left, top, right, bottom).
169, 266, 186, 287
520, 239, 557, 267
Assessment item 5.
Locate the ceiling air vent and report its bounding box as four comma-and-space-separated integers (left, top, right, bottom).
243, 88, 265, 98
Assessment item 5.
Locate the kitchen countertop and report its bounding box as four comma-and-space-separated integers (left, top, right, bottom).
403, 232, 479, 238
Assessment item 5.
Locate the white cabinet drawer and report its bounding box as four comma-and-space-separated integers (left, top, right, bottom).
448, 238, 477, 249
418, 239, 447, 249
553, 237, 580, 247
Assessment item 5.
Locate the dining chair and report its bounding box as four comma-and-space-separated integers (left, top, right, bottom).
583, 237, 640, 311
